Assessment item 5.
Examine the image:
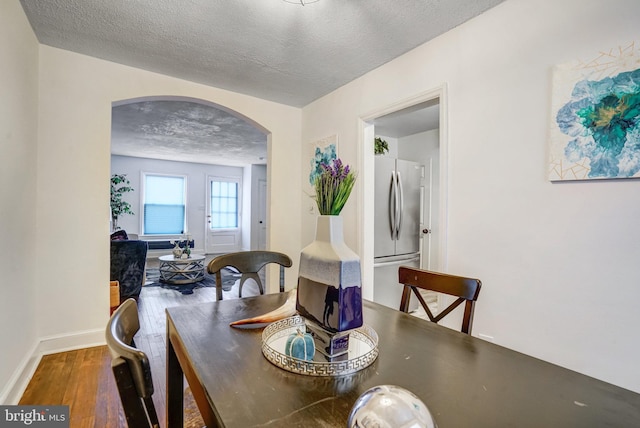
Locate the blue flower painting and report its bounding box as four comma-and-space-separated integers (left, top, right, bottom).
309, 143, 337, 186
549, 42, 640, 181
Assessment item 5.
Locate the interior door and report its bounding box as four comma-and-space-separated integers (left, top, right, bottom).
205, 175, 242, 254
258, 179, 267, 250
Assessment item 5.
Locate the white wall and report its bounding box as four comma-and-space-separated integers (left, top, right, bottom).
33, 45, 302, 341
302, 0, 640, 392
0, 1, 40, 403
0, 39, 303, 402
111, 155, 246, 253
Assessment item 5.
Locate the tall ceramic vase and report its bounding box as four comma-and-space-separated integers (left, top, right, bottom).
296, 215, 363, 358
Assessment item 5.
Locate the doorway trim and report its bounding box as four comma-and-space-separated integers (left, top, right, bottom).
358, 84, 449, 301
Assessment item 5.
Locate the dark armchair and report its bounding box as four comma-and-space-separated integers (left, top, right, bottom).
110, 240, 148, 301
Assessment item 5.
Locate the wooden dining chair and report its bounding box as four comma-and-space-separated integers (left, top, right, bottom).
207, 250, 293, 300
398, 266, 482, 335
106, 298, 204, 428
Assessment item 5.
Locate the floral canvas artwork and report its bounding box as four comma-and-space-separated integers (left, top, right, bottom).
549, 42, 640, 181
308, 135, 337, 186
305, 135, 338, 215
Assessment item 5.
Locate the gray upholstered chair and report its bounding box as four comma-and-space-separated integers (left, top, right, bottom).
207, 251, 292, 300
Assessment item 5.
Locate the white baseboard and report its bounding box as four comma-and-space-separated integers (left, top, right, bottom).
36, 328, 105, 356
0, 340, 39, 405
0, 329, 105, 405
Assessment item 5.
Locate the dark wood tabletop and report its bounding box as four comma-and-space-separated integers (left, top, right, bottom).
166, 293, 640, 427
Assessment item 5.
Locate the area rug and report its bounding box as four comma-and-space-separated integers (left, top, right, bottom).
144, 267, 240, 295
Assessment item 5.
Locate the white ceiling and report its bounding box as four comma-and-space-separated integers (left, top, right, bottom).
20, 0, 505, 165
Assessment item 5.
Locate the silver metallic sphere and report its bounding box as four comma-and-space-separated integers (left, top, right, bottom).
348, 385, 437, 428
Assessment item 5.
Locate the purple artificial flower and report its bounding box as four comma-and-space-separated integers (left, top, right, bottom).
313, 157, 357, 215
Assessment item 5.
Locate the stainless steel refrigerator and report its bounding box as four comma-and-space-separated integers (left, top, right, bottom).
373, 157, 423, 309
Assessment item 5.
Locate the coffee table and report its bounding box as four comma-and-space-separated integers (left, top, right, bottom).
158, 254, 206, 284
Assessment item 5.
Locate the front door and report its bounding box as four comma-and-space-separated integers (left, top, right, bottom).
205, 175, 242, 254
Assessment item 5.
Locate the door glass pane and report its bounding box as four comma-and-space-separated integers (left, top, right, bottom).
210, 180, 238, 229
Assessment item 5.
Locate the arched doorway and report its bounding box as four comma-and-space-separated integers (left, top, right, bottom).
110, 96, 270, 255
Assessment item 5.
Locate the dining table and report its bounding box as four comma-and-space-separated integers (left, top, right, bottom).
166, 293, 640, 427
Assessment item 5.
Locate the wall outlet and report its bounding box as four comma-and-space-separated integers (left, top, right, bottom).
478, 333, 494, 343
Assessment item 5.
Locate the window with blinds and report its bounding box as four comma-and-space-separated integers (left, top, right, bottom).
143, 174, 186, 235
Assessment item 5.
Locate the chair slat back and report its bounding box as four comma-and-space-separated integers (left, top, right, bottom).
207, 251, 293, 300
106, 298, 160, 428
398, 267, 481, 335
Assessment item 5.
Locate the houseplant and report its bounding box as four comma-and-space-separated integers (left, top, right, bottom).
110, 174, 135, 230
297, 157, 362, 359
374, 137, 389, 155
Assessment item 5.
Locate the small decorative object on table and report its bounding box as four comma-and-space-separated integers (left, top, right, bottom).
297, 157, 362, 359
261, 315, 378, 376
182, 234, 192, 258
348, 385, 437, 428
171, 234, 192, 259
285, 328, 315, 361
171, 240, 182, 258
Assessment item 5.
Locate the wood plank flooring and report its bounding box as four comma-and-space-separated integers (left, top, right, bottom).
17, 261, 429, 428
19, 272, 261, 428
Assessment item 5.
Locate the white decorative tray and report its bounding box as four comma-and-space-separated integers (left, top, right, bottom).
261, 315, 379, 377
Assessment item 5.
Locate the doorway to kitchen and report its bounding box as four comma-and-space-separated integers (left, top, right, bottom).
359, 85, 448, 308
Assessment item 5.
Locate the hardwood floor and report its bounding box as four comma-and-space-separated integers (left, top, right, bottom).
19, 272, 261, 428
19, 346, 124, 427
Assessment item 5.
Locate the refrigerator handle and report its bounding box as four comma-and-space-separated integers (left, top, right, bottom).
397, 171, 404, 238
389, 171, 397, 240
394, 170, 400, 240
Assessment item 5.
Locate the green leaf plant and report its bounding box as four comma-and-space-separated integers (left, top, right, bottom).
110, 174, 135, 230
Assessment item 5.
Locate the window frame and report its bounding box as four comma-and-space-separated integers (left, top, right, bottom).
140, 172, 188, 236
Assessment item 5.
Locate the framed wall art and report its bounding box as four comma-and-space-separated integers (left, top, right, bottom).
307, 134, 338, 187
549, 41, 640, 181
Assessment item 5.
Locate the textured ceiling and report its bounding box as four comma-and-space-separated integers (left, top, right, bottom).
112, 101, 268, 166
21, 0, 505, 165
20, 0, 505, 108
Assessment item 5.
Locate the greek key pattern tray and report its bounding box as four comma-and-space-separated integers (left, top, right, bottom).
261, 315, 379, 377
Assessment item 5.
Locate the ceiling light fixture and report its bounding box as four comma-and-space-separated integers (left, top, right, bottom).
283, 0, 319, 5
